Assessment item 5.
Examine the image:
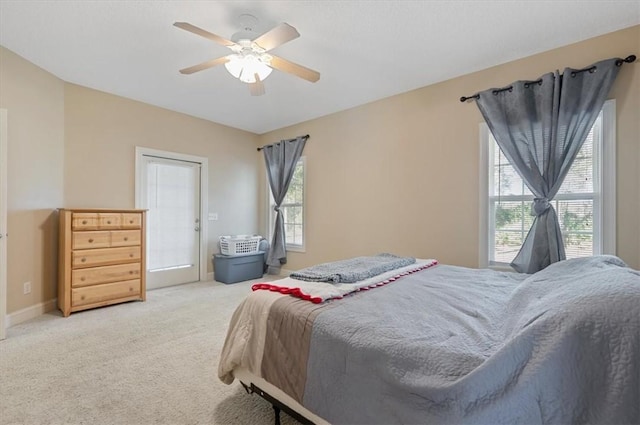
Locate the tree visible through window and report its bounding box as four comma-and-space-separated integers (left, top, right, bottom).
487, 111, 607, 265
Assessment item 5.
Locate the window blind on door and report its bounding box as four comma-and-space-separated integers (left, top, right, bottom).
146, 160, 198, 271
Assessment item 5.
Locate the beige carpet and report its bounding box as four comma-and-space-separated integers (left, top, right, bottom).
0, 277, 302, 425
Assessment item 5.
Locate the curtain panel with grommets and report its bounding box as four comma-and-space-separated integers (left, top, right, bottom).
262, 135, 308, 267
475, 57, 626, 273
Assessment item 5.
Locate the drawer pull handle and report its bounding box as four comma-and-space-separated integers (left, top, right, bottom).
124, 237, 128, 241
129, 270, 133, 274
88, 238, 94, 243
81, 295, 85, 300
129, 220, 134, 224
129, 254, 133, 257
82, 220, 87, 225
107, 220, 111, 224
81, 277, 85, 281
81, 258, 86, 263
129, 287, 133, 292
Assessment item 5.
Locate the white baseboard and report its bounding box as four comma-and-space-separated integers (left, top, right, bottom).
7, 298, 57, 327
279, 267, 293, 277
264, 267, 291, 278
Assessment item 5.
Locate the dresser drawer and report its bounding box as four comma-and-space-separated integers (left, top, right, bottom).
98, 213, 121, 230
71, 230, 140, 250
72, 213, 99, 230
72, 279, 141, 307
72, 263, 141, 287
110, 230, 140, 247
72, 231, 111, 249
72, 246, 141, 268
72, 212, 138, 230
121, 213, 142, 229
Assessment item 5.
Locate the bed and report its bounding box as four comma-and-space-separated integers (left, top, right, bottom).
218, 254, 640, 425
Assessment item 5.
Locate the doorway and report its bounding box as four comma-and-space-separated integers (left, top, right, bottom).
135, 148, 208, 290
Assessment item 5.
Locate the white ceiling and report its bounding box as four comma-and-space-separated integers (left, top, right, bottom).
1, 1, 638, 134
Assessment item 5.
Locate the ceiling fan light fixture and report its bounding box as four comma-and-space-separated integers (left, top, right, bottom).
224, 53, 272, 84
175, 18, 320, 94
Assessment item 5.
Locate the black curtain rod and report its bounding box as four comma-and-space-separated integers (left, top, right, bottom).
257, 134, 310, 151
459, 54, 636, 103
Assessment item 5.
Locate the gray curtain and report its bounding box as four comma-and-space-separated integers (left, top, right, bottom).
476, 58, 621, 273
263, 135, 308, 267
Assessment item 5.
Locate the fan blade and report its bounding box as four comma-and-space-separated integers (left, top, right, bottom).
179, 56, 230, 74
173, 22, 236, 47
249, 74, 265, 96
269, 55, 320, 83
253, 23, 300, 51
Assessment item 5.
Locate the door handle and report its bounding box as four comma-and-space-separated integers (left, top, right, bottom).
195, 227, 200, 232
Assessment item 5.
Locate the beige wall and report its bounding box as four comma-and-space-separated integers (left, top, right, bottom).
0, 47, 65, 314
64, 84, 260, 276
1, 46, 259, 316
259, 25, 640, 271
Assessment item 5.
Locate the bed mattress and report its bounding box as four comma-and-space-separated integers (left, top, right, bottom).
219, 255, 640, 424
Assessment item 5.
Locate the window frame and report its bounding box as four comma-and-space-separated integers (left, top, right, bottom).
479, 100, 616, 269
266, 156, 306, 252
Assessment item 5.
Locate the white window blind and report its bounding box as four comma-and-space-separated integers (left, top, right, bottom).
146, 159, 198, 271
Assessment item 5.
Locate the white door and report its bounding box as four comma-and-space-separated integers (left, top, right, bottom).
0, 109, 7, 340
142, 156, 201, 289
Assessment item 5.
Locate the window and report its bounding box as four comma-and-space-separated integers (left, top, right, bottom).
268, 157, 305, 251
480, 100, 615, 268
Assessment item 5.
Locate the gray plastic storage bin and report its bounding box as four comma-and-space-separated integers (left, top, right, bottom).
213, 252, 264, 284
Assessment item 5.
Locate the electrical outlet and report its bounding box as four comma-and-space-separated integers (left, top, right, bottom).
23, 281, 31, 295
208, 213, 218, 221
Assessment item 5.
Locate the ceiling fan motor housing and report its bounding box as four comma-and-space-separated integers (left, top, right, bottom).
231, 13, 260, 43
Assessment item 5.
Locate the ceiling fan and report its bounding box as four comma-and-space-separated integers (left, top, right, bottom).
174, 14, 320, 96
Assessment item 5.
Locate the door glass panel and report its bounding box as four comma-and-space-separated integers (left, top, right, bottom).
146, 160, 198, 272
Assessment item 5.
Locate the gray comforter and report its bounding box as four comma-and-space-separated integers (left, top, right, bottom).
303, 255, 640, 424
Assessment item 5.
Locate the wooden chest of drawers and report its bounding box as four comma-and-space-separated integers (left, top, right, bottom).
58, 209, 147, 316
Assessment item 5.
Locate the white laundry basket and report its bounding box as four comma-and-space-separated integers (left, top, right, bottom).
219, 235, 262, 255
